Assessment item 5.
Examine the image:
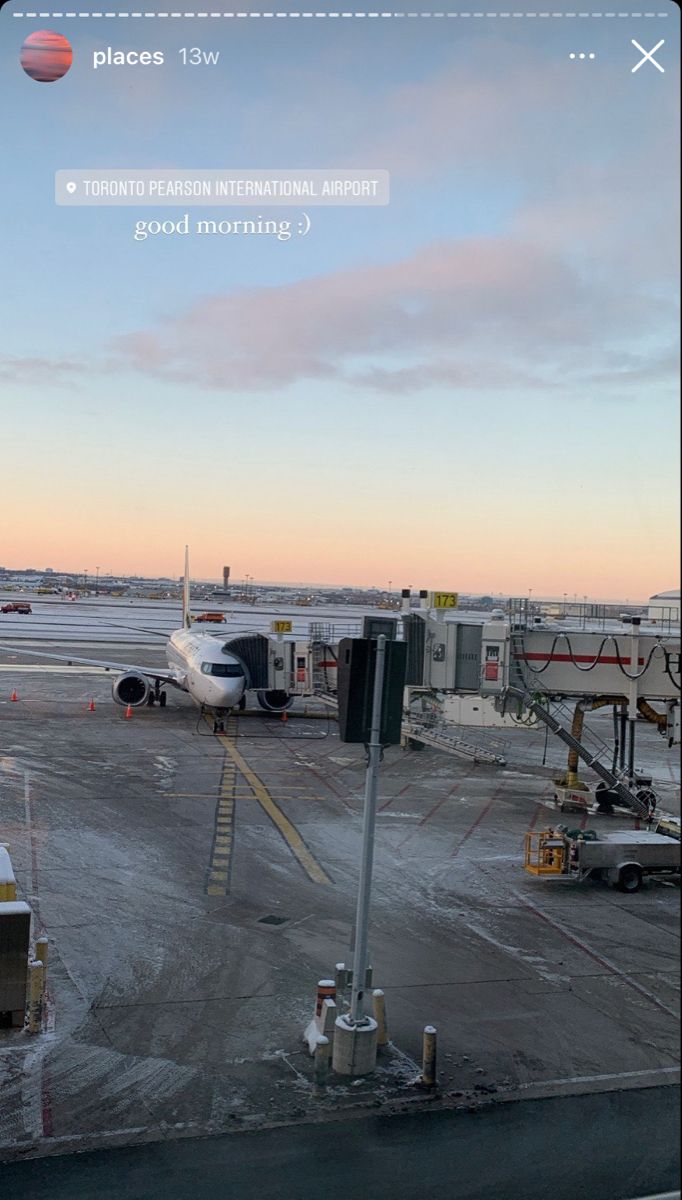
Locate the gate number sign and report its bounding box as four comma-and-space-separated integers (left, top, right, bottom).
432, 592, 458, 609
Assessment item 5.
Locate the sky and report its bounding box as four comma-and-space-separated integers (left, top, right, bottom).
0, 2, 679, 601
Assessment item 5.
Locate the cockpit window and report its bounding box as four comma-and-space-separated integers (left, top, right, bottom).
201, 662, 245, 678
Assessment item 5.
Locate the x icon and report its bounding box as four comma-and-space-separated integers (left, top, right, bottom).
631, 38, 665, 73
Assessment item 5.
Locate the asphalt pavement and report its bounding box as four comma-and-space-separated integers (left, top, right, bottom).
1, 1086, 679, 1200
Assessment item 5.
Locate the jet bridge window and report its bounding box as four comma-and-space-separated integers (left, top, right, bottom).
201, 662, 245, 677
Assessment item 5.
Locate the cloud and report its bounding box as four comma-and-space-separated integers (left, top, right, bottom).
111, 233, 676, 394
0, 356, 85, 385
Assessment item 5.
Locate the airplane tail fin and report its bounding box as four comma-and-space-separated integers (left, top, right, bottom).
182, 546, 191, 629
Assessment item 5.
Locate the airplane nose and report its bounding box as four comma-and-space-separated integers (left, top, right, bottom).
213, 679, 245, 708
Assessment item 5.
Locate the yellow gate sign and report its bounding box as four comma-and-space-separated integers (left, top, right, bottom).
271, 619, 293, 634
432, 592, 458, 609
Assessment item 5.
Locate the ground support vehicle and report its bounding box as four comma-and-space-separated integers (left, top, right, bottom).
524, 827, 680, 893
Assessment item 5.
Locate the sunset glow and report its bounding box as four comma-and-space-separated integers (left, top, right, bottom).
2, 13, 679, 601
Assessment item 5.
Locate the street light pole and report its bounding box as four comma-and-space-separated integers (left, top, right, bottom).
349, 635, 386, 1025
95, 566, 100, 596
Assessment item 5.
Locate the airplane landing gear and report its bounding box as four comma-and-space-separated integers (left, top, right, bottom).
149, 681, 167, 708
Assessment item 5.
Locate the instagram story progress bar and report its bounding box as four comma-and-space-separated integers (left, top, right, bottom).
56, 170, 389, 206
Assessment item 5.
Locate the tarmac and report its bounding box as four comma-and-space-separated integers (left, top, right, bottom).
0, 601, 679, 1165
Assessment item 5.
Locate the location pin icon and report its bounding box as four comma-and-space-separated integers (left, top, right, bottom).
66, 181, 77, 193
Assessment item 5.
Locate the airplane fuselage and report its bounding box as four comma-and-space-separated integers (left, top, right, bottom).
167, 628, 246, 711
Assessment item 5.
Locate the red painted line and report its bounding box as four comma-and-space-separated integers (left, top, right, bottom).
451, 786, 502, 858
379, 777, 416, 811
527, 799, 551, 835
419, 792, 454, 826
395, 775, 470, 848
278, 738, 355, 813
518, 652, 643, 666
521, 895, 678, 1019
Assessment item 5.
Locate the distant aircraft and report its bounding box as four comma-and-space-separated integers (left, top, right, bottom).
0, 549, 288, 732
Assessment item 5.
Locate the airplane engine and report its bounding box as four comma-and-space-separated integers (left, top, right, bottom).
112, 672, 151, 707
257, 690, 294, 713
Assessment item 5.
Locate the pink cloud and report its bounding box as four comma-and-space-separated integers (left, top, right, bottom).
113, 237, 575, 389
112, 233, 673, 393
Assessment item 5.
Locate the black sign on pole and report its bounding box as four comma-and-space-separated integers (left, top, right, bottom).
337, 638, 407, 745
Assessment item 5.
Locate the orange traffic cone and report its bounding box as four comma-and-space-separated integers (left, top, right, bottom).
280, 709, 288, 723
88, 698, 96, 712
125, 703, 133, 719
10, 689, 18, 702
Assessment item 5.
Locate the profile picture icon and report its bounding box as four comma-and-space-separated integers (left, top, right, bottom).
20, 30, 73, 82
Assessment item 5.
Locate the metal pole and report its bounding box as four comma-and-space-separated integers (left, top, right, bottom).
627, 619, 640, 785
628, 719, 636, 785
349, 635, 386, 1024
619, 710, 627, 770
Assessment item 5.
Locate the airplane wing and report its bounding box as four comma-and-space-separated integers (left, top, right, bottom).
0, 643, 184, 686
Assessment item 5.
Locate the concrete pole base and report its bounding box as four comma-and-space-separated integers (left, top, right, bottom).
332, 1014, 378, 1076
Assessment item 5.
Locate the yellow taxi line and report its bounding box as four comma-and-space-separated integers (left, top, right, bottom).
214, 729, 331, 887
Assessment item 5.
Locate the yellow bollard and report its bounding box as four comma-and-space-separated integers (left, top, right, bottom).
421, 1025, 437, 1088
35, 936, 49, 977
26, 960, 44, 1034
372, 989, 389, 1048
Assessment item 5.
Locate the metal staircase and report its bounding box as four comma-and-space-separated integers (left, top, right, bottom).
309, 622, 339, 700
403, 716, 506, 766
506, 686, 653, 818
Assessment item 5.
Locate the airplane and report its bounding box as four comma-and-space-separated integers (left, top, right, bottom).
0, 549, 291, 732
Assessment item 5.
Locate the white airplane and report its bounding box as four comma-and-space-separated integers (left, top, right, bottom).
0, 549, 289, 731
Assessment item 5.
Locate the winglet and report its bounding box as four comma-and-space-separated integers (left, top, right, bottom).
182, 546, 192, 629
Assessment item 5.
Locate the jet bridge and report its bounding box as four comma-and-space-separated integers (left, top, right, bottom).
401, 607, 680, 818
221, 610, 679, 816
403, 611, 680, 705
221, 623, 342, 710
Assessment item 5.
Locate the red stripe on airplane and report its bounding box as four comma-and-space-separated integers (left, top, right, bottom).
517, 653, 644, 665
